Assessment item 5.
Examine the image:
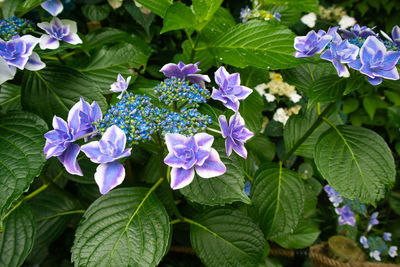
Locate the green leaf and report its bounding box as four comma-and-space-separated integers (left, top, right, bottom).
190, 208, 265, 267
314, 125, 395, 203
15, 0, 45, 16
85, 28, 133, 49
124, 1, 154, 34
342, 98, 359, 114
239, 66, 269, 88
192, 0, 223, 31
239, 90, 263, 134
82, 4, 111, 21
307, 75, 346, 105
284, 105, 343, 158
180, 140, 250, 206
0, 111, 47, 215
202, 7, 236, 42
160, 2, 196, 34
2, 0, 22, 18
21, 64, 107, 123
135, 0, 172, 18
251, 164, 305, 238
0, 83, 21, 112
384, 90, 400, 105
362, 95, 388, 120
0, 204, 36, 267
259, 0, 319, 13
173, 40, 214, 72
389, 192, 400, 216
246, 134, 276, 164
210, 21, 302, 70
272, 220, 320, 249
71, 187, 170, 267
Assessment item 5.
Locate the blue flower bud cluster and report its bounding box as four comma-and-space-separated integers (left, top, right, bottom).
155, 77, 209, 107
0, 17, 34, 41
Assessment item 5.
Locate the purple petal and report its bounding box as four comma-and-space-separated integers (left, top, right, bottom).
332, 59, 349, 77
95, 161, 125, 194
67, 100, 82, 134
164, 153, 184, 168
62, 33, 82, 45
210, 88, 227, 103
214, 66, 229, 87
102, 125, 126, 154
195, 148, 226, 178
225, 138, 233, 157
230, 138, 248, 158
61, 19, 77, 34
348, 59, 362, 70
392, 25, 400, 41
165, 133, 187, 152
39, 34, 60, 50
195, 148, 210, 166
41, 0, 64, 16
224, 98, 240, 112
382, 51, 400, 69
235, 86, 252, 100
218, 115, 229, 138
37, 22, 52, 34
25, 52, 46, 71
367, 76, 383, 85
170, 167, 195, 190
194, 132, 214, 150
58, 143, 82, 176
81, 141, 112, 163
52, 116, 69, 133
373, 67, 399, 80
181, 63, 200, 75
160, 63, 182, 78
320, 49, 333, 61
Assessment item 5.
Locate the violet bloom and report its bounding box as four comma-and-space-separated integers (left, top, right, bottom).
383, 232, 392, 241
380, 25, 400, 47
318, 26, 341, 43
321, 39, 359, 77
81, 125, 132, 194
160, 61, 210, 88
211, 66, 252, 112
0, 35, 45, 74
294, 30, 332, 58
367, 211, 379, 231
324, 185, 343, 207
218, 113, 254, 159
360, 236, 369, 249
41, 0, 63, 16
389, 246, 398, 258
38, 17, 82, 50
71, 97, 102, 139
164, 133, 226, 190
340, 24, 378, 39
110, 74, 131, 99
370, 250, 381, 261
348, 36, 400, 85
335, 205, 356, 226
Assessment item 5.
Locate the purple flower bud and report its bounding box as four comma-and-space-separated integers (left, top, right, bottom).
38, 17, 82, 50
211, 66, 252, 112
340, 24, 378, 39
110, 74, 131, 99
41, 0, 64, 16
293, 30, 332, 58
164, 133, 226, 190
321, 39, 359, 77
335, 205, 356, 226
360, 236, 369, 248
367, 211, 379, 232
383, 232, 392, 241
160, 61, 210, 88
324, 185, 343, 207
218, 113, 254, 158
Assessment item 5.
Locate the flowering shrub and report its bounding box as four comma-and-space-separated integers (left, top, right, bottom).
0, 0, 399, 266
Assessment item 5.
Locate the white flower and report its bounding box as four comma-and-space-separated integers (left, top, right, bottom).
369, 250, 381, 261
339, 15, 356, 29
0, 56, 14, 85
265, 93, 276, 102
300, 13, 317, 28
289, 92, 302, 103
254, 83, 267, 96
273, 108, 289, 125
389, 246, 398, 258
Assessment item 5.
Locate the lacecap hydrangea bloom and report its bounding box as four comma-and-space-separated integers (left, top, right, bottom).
0, 17, 34, 41
110, 74, 131, 99
335, 205, 356, 226
294, 30, 332, 58
38, 17, 82, 49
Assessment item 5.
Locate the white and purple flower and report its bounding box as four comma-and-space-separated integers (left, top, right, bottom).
340, 24, 378, 39
81, 125, 132, 194
164, 133, 226, 190
389, 246, 398, 258
37, 17, 82, 50
367, 211, 379, 232
321, 39, 359, 77
324, 185, 343, 207
41, 0, 64, 16
335, 205, 356, 226
383, 232, 392, 242
211, 66, 252, 112
360, 236, 369, 249
294, 30, 332, 58
218, 113, 254, 159
380, 25, 400, 48
369, 250, 381, 261
160, 61, 210, 88
110, 74, 131, 99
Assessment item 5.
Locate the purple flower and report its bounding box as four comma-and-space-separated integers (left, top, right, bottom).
367, 211, 379, 231
324, 185, 343, 207
389, 246, 398, 258
41, 0, 63, 16
380, 25, 400, 47
274, 12, 281, 21
348, 36, 400, 85
71, 97, 102, 139
318, 26, 341, 43
110, 74, 131, 99
0, 35, 45, 74
240, 6, 252, 22
294, 30, 332, 58
335, 205, 356, 226
218, 113, 254, 158
383, 232, 392, 241
244, 181, 251, 196
164, 133, 226, 190
370, 250, 381, 261
160, 61, 210, 88
211, 66, 252, 112
81, 125, 132, 194
340, 24, 378, 39
321, 39, 359, 77
38, 17, 82, 50
360, 236, 369, 249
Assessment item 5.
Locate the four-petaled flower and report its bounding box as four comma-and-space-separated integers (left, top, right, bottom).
294, 30, 332, 58
38, 17, 82, 50
335, 205, 356, 226
367, 211, 379, 231
81, 125, 132, 194
160, 61, 210, 88
321, 39, 359, 77
164, 133, 226, 190
218, 113, 254, 159
340, 24, 378, 39
110, 74, 131, 99
41, 0, 63, 16
211, 66, 252, 112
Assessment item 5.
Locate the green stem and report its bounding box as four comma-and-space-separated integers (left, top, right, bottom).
61, 50, 81, 60
281, 102, 336, 163
37, 209, 86, 222
41, 56, 60, 61
206, 127, 222, 135
243, 170, 253, 182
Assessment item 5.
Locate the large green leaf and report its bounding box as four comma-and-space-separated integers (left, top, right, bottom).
307, 75, 347, 105
272, 220, 320, 249
192, 0, 223, 31
0, 111, 47, 215
251, 164, 305, 238
239, 90, 263, 134
15, 0, 45, 16
85, 28, 133, 49
0, 83, 21, 112
210, 21, 302, 70
71, 187, 170, 267
173, 40, 214, 72
21, 64, 107, 124
190, 208, 265, 267
314, 125, 396, 203
260, 0, 318, 13
135, 0, 172, 18
0, 204, 36, 267
2, 0, 22, 18
160, 2, 196, 34
201, 7, 236, 42
180, 140, 250, 206
246, 134, 276, 164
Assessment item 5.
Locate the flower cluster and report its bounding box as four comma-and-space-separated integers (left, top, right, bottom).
0, 17, 34, 41
294, 24, 400, 85
360, 230, 398, 261
160, 108, 212, 136
240, 5, 280, 22
324, 185, 355, 226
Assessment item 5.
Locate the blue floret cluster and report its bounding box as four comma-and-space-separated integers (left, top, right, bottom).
0, 17, 34, 41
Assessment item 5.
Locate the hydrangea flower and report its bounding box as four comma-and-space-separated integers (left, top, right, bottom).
164, 133, 226, 190
294, 30, 332, 58
335, 205, 356, 226
383, 232, 392, 241
348, 36, 400, 85
367, 211, 379, 231
81, 125, 132, 194
289, 92, 302, 103
360, 236, 369, 248
321, 39, 359, 77
0, 56, 14, 84
218, 113, 254, 158
0, 35, 45, 74
211, 66, 252, 112
37, 17, 82, 50
110, 74, 131, 99
369, 250, 381, 261
389, 246, 398, 258
380, 25, 400, 48
240, 6, 252, 22
340, 24, 378, 39
72, 97, 102, 139
273, 108, 289, 125
324, 185, 343, 207
318, 26, 341, 43
41, 0, 64, 16
160, 61, 210, 88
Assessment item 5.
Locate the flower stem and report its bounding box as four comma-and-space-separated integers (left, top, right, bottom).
206, 127, 222, 135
